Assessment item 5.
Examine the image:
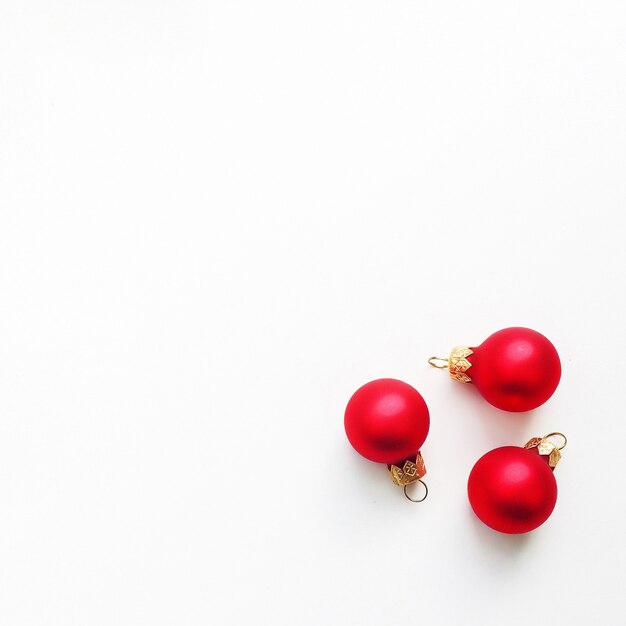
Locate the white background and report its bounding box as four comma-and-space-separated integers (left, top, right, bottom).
1, 1, 625, 624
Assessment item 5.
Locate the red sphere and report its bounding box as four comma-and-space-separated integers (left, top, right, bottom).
468, 446, 558, 534
344, 379, 430, 464
468, 327, 561, 412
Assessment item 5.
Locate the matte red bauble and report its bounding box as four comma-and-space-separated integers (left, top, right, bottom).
344, 378, 430, 501
429, 327, 561, 412
467, 433, 567, 534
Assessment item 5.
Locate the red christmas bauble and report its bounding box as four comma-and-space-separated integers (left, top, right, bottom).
468, 327, 561, 412
344, 378, 430, 464
468, 446, 558, 534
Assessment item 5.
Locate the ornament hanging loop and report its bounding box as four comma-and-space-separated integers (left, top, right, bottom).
544, 432, 567, 450
428, 356, 449, 369
403, 479, 428, 503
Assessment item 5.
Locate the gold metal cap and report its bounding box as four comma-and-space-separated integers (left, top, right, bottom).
524, 432, 568, 469
428, 346, 473, 383
388, 452, 428, 503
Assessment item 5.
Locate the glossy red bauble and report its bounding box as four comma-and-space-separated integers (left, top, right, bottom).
344, 378, 430, 464
468, 446, 557, 534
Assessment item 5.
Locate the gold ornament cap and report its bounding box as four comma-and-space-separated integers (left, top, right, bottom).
524, 432, 567, 470
428, 346, 473, 383
388, 452, 428, 503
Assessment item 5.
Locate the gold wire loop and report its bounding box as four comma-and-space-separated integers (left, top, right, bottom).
544, 432, 568, 450
403, 479, 428, 503
428, 356, 449, 369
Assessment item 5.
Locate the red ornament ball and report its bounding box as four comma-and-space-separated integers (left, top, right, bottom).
344, 378, 430, 464
469, 327, 561, 412
467, 446, 558, 534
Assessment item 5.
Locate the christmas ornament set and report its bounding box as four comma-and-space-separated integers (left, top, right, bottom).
343, 326, 567, 533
